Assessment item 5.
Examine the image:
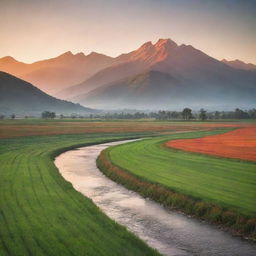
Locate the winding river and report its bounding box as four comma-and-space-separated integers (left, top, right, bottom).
54, 139, 256, 256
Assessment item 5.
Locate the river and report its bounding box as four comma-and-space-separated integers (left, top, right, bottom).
54, 139, 256, 256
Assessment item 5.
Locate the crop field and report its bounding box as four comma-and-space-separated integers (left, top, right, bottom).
1, 119, 255, 255
100, 129, 256, 235
0, 130, 162, 256
0, 118, 243, 139
167, 126, 256, 162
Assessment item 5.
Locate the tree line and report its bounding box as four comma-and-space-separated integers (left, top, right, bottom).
89, 108, 256, 120
0, 108, 255, 120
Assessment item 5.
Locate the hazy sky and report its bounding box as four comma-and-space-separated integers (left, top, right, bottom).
1, 0, 255, 63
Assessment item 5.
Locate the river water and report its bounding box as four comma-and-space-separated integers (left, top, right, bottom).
54, 140, 256, 256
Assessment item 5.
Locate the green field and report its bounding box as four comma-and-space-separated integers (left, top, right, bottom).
106, 130, 256, 217
1, 119, 255, 255
0, 132, 160, 256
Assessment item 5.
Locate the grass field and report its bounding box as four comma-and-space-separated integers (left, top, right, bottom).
98, 128, 256, 237
167, 126, 256, 161
0, 131, 161, 256
1, 119, 255, 255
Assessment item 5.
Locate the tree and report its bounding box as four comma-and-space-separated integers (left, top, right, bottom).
182, 108, 192, 120
248, 109, 256, 119
214, 111, 220, 119
51, 112, 56, 119
41, 111, 56, 119
234, 108, 249, 119
199, 108, 207, 121
0, 114, 5, 120
71, 114, 77, 119
170, 111, 179, 119
11, 114, 15, 119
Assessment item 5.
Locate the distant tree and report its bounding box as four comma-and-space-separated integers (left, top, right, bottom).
71, 114, 77, 119
248, 109, 256, 119
214, 111, 220, 119
234, 108, 249, 119
199, 108, 207, 121
0, 114, 5, 120
41, 111, 56, 119
235, 108, 242, 119
60, 114, 64, 119
42, 111, 47, 119
170, 111, 180, 119
182, 108, 192, 120
11, 114, 15, 119
51, 112, 56, 119
157, 111, 165, 120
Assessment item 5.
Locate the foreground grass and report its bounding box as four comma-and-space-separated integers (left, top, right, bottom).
0, 132, 160, 256
98, 129, 256, 237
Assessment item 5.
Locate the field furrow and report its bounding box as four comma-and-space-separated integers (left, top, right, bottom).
0, 133, 160, 256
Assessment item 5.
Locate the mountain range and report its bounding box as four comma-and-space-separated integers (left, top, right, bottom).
58, 39, 256, 109
0, 51, 115, 94
0, 38, 256, 110
0, 71, 93, 115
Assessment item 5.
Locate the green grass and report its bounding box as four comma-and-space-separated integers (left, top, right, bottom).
0, 132, 160, 256
106, 129, 256, 217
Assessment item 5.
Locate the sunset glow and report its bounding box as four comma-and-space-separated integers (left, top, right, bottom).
1, 0, 255, 63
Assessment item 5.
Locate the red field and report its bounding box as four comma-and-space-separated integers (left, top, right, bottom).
166, 127, 256, 162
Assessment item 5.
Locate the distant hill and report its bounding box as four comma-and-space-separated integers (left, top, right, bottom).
63, 39, 256, 110
73, 70, 256, 110
222, 59, 256, 71
74, 71, 179, 109
0, 51, 115, 94
0, 72, 94, 115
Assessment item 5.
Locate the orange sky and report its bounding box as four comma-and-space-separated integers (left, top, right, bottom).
0, 0, 255, 64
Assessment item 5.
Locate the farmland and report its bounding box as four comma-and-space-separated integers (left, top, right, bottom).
98, 128, 256, 237
0, 119, 256, 256
167, 126, 256, 162
0, 126, 163, 256
0, 118, 242, 139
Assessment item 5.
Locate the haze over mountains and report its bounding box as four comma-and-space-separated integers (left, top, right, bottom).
0, 52, 115, 94
1, 38, 256, 110
221, 59, 256, 71
0, 72, 93, 115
